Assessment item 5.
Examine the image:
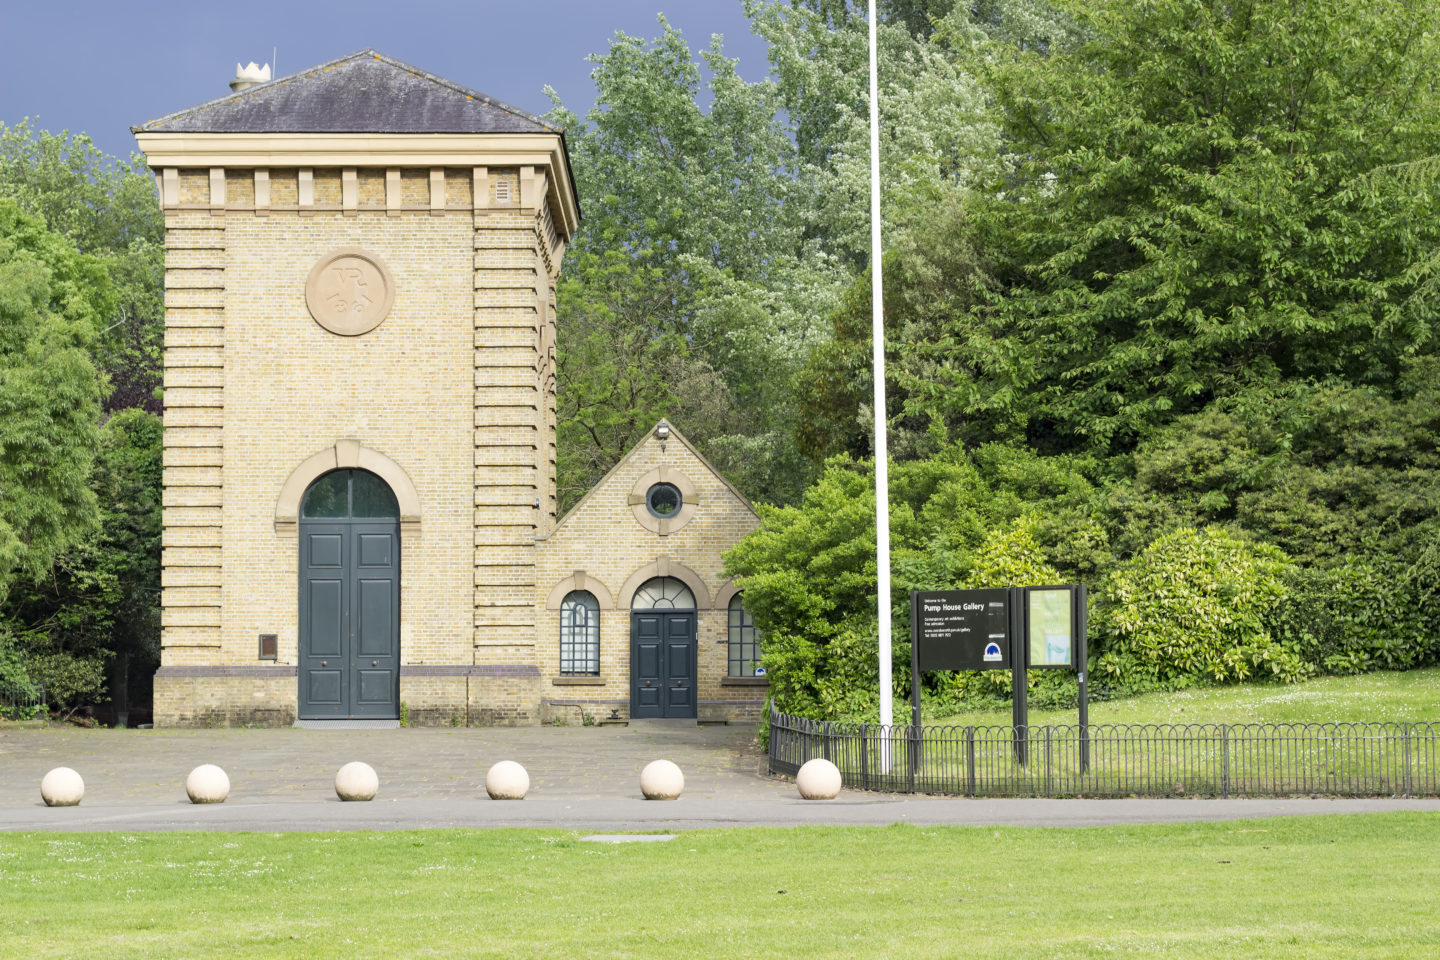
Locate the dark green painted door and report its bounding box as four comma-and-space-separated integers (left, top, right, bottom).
630, 611, 696, 719
298, 471, 400, 720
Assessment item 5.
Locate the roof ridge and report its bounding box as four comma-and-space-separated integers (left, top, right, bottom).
132, 48, 564, 135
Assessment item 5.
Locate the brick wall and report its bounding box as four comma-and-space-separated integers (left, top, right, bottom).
534, 429, 767, 723
153, 158, 564, 727
148, 144, 757, 729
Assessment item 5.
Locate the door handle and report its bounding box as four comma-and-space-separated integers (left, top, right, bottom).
372, 661, 378, 667
321, 661, 328, 667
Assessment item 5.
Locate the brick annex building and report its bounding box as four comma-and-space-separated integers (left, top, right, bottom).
135, 51, 767, 727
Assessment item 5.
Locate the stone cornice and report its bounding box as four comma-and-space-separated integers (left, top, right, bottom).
134, 132, 579, 238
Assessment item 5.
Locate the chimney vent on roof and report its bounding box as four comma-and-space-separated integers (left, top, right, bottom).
230, 62, 271, 93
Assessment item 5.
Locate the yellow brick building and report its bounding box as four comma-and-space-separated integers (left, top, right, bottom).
134, 50, 766, 727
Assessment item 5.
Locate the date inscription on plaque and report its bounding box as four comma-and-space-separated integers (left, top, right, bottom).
304, 248, 395, 336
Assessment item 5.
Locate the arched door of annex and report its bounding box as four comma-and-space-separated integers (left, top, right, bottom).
297, 469, 401, 720
629, 577, 698, 719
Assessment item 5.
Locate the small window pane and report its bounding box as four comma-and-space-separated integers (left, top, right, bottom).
560, 590, 600, 675
646, 483, 682, 518
352, 471, 398, 518
728, 594, 761, 678
632, 576, 696, 610
302, 470, 350, 518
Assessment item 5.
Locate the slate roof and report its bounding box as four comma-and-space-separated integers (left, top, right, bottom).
133, 49, 564, 136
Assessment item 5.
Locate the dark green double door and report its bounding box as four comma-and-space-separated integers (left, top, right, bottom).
299, 521, 400, 719
630, 611, 696, 718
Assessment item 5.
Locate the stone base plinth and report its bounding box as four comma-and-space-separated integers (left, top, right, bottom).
154, 665, 544, 727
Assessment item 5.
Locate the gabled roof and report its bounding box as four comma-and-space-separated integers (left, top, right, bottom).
133, 49, 563, 136
541, 420, 760, 543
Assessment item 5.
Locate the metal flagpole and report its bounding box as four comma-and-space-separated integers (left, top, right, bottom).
868, 0, 893, 766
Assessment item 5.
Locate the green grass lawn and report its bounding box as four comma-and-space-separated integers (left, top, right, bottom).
2, 816, 1438, 958
929, 666, 1440, 727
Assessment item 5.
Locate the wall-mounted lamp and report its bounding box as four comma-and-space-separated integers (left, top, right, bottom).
655, 423, 671, 441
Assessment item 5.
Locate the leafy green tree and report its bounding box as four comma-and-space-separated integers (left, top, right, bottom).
0, 199, 106, 603
548, 19, 845, 509
795, 195, 993, 462
554, 252, 723, 507
913, 0, 1440, 456
0, 122, 164, 413
1120, 365, 1440, 566
1, 410, 162, 715
748, 0, 1015, 268
1117, 364, 1440, 675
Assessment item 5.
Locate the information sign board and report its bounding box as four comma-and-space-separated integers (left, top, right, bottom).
1027, 586, 1075, 668
912, 588, 1011, 671
909, 583, 1089, 771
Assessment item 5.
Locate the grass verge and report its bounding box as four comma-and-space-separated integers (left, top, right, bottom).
2, 815, 1438, 958
930, 666, 1440, 727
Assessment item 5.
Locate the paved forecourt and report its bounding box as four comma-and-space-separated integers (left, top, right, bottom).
2, 724, 1437, 832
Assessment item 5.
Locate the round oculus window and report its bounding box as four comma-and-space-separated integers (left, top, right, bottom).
645, 482, 683, 518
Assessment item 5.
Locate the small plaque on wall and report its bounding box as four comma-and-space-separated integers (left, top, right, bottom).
258, 634, 278, 660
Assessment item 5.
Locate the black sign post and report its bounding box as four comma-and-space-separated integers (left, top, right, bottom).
911, 584, 1089, 772
1010, 590, 1028, 765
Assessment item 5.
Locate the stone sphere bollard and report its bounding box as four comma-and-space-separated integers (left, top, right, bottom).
796, 758, 842, 800
40, 767, 84, 807
640, 759, 685, 800
185, 764, 230, 804
334, 761, 379, 801
485, 760, 530, 800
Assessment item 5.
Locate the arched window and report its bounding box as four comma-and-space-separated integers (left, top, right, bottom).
631, 576, 696, 610
301, 469, 398, 519
728, 594, 762, 677
560, 590, 600, 676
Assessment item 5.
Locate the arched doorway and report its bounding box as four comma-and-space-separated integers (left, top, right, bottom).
298, 469, 400, 720
630, 576, 697, 719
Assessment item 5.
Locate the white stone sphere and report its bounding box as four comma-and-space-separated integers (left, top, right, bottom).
334, 761, 379, 801
185, 764, 230, 804
796, 758, 843, 800
485, 760, 529, 800
40, 767, 84, 807
640, 759, 685, 800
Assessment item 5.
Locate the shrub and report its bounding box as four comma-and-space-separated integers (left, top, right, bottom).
1266, 551, 1440, 675
23, 650, 106, 718
1095, 526, 1303, 684
727, 448, 1103, 720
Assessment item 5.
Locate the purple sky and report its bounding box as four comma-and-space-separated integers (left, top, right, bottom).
0, 0, 773, 161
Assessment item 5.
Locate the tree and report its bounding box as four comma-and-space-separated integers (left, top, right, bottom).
1, 410, 162, 716
0, 199, 106, 604
747, 0, 1079, 270
548, 19, 846, 509
0, 122, 164, 413
912, 0, 1440, 455
794, 194, 993, 462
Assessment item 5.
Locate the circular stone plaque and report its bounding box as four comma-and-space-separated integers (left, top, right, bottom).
304, 248, 395, 336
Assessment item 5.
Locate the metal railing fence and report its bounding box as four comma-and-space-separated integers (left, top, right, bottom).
0, 681, 46, 720
768, 707, 1438, 798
